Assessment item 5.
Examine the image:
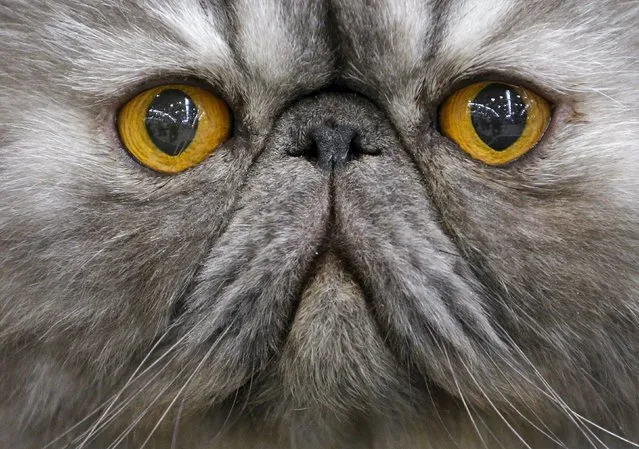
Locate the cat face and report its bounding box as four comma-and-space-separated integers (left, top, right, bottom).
1, 0, 638, 447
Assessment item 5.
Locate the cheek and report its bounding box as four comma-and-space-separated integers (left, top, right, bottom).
0, 112, 257, 358
430, 157, 639, 336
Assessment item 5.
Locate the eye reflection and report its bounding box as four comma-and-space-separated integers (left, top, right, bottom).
470, 83, 528, 151
145, 89, 200, 156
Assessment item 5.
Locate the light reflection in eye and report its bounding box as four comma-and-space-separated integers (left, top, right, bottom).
145, 90, 200, 156
438, 81, 551, 165
469, 84, 528, 150
117, 83, 232, 173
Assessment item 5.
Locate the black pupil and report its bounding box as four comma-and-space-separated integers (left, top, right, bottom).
145, 89, 199, 156
470, 83, 528, 151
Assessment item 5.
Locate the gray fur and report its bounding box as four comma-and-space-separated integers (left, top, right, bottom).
0, 0, 638, 448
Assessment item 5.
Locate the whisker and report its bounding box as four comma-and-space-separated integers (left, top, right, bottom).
136, 320, 238, 449
171, 396, 186, 449
572, 413, 639, 448
458, 357, 533, 449
494, 327, 614, 449
72, 350, 182, 448
104, 357, 193, 449
209, 351, 275, 444
67, 313, 221, 447
210, 380, 242, 442
422, 380, 464, 449
73, 328, 193, 449
466, 401, 510, 449
43, 327, 174, 449
474, 339, 569, 447
442, 346, 490, 449
488, 361, 570, 448
220, 355, 256, 436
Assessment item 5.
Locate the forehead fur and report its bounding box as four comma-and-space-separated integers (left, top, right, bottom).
1, 0, 637, 196
2, 0, 636, 101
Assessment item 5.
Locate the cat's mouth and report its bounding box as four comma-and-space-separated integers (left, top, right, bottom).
161, 158, 510, 414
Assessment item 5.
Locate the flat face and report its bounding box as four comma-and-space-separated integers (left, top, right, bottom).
0, 1, 638, 448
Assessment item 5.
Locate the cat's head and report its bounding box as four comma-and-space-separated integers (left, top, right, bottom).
1, 0, 638, 447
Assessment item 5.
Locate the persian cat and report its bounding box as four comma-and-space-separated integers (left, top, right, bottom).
1, 0, 638, 448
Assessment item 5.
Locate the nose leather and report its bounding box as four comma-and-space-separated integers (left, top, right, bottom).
309, 124, 357, 170
282, 92, 388, 170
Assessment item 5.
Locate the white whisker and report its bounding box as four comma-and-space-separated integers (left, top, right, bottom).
43, 327, 174, 449
74, 328, 177, 449
458, 358, 533, 449
495, 327, 636, 448
171, 396, 186, 449
442, 346, 491, 449
572, 413, 639, 448
136, 319, 238, 449
83, 353, 182, 444
104, 357, 194, 449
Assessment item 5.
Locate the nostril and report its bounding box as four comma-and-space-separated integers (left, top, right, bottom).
349, 132, 380, 157
286, 129, 321, 161
306, 140, 319, 165
286, 119, 382, 170
308, 124, 356, 170
350, 133, 362, 156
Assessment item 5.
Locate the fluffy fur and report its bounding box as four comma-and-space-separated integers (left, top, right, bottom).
0, 0, 638, 448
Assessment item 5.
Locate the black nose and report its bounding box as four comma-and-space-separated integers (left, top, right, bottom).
309, 124, 356, 170
302, 124, 380, 170
282, 93, 389, 170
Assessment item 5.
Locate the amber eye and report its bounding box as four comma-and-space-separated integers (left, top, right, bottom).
117, 84, 232, 174
439, 82, 551, 166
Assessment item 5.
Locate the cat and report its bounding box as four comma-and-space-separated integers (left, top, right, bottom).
1, 0, 638, 448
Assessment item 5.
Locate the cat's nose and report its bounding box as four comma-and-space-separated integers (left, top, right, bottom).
303, 124, 372, 170
282, 93, 386, 170
294, 123, 381, 170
